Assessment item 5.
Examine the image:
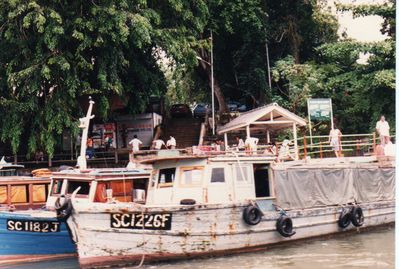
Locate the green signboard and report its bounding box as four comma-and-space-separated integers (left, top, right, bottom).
308, 98, 332, 121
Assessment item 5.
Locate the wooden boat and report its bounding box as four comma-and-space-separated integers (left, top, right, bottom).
65, 153, 395, 268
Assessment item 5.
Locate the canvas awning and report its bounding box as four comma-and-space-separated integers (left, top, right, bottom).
217, 103, 307, 134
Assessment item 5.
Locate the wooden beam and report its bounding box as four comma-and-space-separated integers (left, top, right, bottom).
251, 120, 294, 124
246, 125, 250, 137
293, 122, 298, 160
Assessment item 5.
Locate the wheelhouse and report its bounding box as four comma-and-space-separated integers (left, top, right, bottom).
143, 155, 276, 208
0, 177, 51, 210
46, 168, 151, 208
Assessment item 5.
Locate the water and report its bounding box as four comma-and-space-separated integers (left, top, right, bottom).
3, 226, 394, 269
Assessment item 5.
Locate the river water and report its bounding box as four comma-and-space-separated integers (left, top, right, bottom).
4, 226, 394, 269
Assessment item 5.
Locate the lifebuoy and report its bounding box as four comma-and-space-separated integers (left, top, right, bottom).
243, 205, 262, 225
350, 206, 364, 227
276, 215, 296, 237
338, 208, 352, 228
180, 199, 196, 205
55, 196, 72, 219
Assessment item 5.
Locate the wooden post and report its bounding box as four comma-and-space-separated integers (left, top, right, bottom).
48, 157, 52, 167
372, 132, 376, 154
266, 129, 270, 143
293, 122, 298, 160
114, 149, 119, 164
303, 135, 307, 159
224, 133, 228, 151
319, 140, 323, 159
246, 125, 250, 138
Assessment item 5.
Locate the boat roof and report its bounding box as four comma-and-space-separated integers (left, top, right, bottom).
140, 156, 208, 164
0, 176, 50, 183
51, 167, 151, 181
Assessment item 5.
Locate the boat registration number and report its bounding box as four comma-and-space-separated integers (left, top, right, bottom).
111, 213, 172, 230
6, 219, 61, 233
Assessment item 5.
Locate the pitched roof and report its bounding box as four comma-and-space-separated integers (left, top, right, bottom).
218, 103, 307, 134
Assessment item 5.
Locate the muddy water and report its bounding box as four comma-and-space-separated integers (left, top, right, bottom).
4, 226, 394, 269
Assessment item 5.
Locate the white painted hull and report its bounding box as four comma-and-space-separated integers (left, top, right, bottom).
68, 200, 394, 268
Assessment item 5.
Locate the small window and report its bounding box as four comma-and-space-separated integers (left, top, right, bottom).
51, 179, 63, 195
0, 185, 7, 204
10, 185, 28, 203
236, 166, 249, 182
211, 168, 225, 183
32, 184, 47, 203
158, 168, 176, 186
67, 181, 90, 196
180, 167, 203, 186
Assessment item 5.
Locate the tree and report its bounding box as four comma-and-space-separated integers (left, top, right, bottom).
0, 0, 209, 156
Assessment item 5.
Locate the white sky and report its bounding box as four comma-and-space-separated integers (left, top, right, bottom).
328, 0, 388, 42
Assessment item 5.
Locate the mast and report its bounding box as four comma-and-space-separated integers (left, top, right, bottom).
77, 97, 95, 170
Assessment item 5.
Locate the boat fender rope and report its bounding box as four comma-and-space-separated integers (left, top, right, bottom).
243, 205, 262, 225
276, 215, 296, 237
337, 207, 352, 228
350, 205, 364, 227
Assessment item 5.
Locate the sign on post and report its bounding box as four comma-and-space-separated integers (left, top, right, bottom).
307, 98, 334, 145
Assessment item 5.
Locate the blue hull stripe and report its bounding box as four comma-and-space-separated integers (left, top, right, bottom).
0, 212, 76, 255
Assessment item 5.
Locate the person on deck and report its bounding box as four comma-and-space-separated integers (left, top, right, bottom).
166, 136, 176, 149
279, 137, 294, 160
329, 127, 342, 157
376, 115, 390, 147
128, 135, 142, 160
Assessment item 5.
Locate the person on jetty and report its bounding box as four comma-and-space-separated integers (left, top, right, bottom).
376, 115, 390, 146
245, 136, 259, 154
128, 135, 142, 160
152, 139, 165, 150
166, 136, 176, 149
279, 137, 294, 160
235, 136, 245, 151
329, 127, 342, 157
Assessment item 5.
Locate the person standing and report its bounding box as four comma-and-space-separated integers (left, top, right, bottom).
152, 139, 165, 150
329, 127, 342, 157
245, 136, 259, 154
166, 136, 176, 149
128, 135, 142, 160
376, 115, 390, 146
236, 136, 245, 151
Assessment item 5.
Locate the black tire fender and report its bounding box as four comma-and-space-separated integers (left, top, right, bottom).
56, 198, 72, 220
243, 205, 262, 225
276, 215, 296, 237
180, 199, 196, 205
338, 208, 352, 228
350, 206, 364, 227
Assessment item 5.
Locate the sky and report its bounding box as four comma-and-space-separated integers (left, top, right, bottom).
328, 0, 388, 42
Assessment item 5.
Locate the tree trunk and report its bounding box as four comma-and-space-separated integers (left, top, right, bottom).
198, 49, 228, 113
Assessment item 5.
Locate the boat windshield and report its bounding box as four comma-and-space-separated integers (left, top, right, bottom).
67, 181, 90, 197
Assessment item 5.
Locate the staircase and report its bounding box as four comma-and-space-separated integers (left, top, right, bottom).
161, 118, 202, 148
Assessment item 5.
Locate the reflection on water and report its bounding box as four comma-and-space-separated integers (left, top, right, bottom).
3, 226, 394, 269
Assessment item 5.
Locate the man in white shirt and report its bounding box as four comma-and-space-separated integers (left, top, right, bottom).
152, 139, 165, 150
166, 136, 176, 149
245, 136, 259, 154
376, 115, 390, 146
235, 136, 245, 151
128, 135, 142, 153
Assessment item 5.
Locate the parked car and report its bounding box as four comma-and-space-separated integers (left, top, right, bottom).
170, 104, 192, 118
227, 101, 247, 112
193, 103, 210, 118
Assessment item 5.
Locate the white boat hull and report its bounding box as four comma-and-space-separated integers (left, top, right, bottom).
68, 200, 394, 268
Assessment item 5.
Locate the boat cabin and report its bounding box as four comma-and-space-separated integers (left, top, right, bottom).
142, 155, 276, 206
0, 177, 51, 210
46, 168, 151, 208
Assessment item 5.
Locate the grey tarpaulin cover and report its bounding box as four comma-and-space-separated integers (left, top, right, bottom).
274, 167, 395, 209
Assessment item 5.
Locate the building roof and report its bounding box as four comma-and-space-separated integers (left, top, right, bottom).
217, 103, 307, 134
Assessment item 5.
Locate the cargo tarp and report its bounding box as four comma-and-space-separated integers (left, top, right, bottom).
274, 168, 395, 209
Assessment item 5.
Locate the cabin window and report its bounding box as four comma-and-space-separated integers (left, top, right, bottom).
211, 168, 225, 183
32, 184, 48, 203
180, 167, 204, 186
0, 185, 7, 204
236, 166, 249, 182
110, 180, 133, 202
51, 179, 63, 195
67, 181, 90, 196
10, 185, 28, 203
158, 168, 176, 187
